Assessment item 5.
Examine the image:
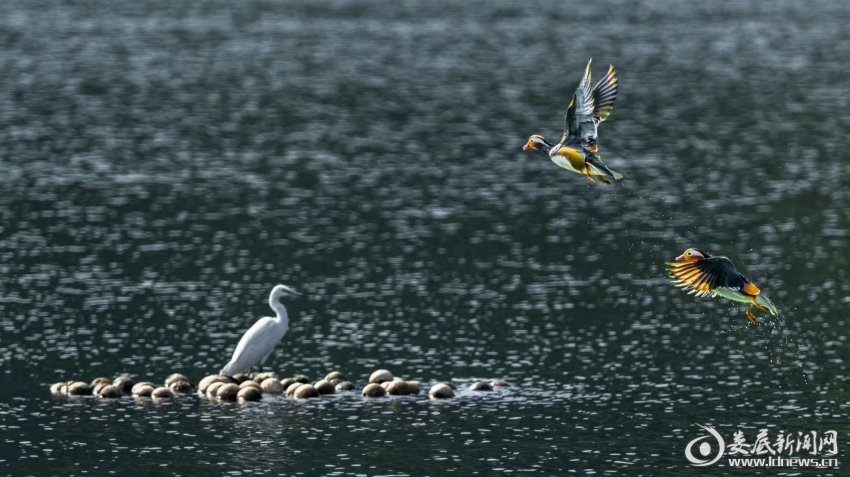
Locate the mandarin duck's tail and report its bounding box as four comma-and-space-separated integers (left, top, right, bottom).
755, 294, 778, 316
586, 155, 623, 181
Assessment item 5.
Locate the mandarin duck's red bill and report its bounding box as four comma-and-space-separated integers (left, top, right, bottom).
665, 248, 778, 322
522, 58, 622, 184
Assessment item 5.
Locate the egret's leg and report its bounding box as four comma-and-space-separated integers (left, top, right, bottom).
259, 351, 272, 373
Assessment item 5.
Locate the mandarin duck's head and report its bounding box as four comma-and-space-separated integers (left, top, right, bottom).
675, 248, 711, 261
522, 135, 551, 154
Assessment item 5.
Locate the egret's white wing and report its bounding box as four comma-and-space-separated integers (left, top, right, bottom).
220, 317, 288, 375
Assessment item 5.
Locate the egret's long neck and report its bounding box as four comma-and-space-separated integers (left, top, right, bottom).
269, 297, 289, 328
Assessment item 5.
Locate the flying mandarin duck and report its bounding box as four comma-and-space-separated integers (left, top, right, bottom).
666, 248, 778, 322
523, 58, 622, 184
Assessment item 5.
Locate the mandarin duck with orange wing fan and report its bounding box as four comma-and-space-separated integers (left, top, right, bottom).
523, 58, 623, 184
666, 248, 778, 322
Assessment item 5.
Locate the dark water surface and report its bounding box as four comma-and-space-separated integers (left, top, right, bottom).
1, 0, 849, 475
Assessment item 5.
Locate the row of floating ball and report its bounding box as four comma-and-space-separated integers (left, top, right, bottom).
51, 369, 509, 401
50, 374, 194, 399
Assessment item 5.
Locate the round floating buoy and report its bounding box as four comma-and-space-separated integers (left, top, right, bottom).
361, 383, 387, 397
406, 380, 421, 394
239, 380, 260, 390
429, 383, 455, 399
324, 371, 346, 384
490, 379, 509, 387
98, 385, 122, 399
469, 381, 493, 392
335, 381, 356, 392
285, 382, 304, 397
293, 384, 319, 399
261, 379, 284, 394
207, 382, 226, 397
280, 378, 296, 389
113, 376, 135, 394
369, 370, 393, 384
216, 383, 240, 401
169, 380, 193, 394
198, 375, 229, 394
66, 382, 91, 396
238, 387, 262, 402
253, 372, 278, 384
93, 382, 111, 396
291, 375, 310, 384
386, 379, 411, 396
439, 381, 457, 390
132, 384, 155, 397
50, 382, 68, 395
313, 380, 335, 395
165, 374, 189, 387
151, 387, 173, 399
90, 377, 111, 388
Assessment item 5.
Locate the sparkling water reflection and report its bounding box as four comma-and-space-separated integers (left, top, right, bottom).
1, 0, 849, 475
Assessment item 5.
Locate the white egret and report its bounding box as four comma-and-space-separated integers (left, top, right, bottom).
219, 284, 301, 377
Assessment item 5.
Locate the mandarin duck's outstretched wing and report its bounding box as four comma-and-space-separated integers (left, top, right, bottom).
591, 64, 618, 125
560, 59, 595, 145
666, 256, 759, 298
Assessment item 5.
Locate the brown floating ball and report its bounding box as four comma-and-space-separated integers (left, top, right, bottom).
386, 379, 412, 396
429, 383, 455, 399
206, 382, 226, 397
165, 374, 189, 387
285, 382, 304, 397
98, 385, 122, 399
292, 375, 310, 384
216, 383, 240, 401
469, 381, 493, 392
90, 377, 111, 388
253, 372, 278, 384
361, 383, 387, 398
239, 380, 260, 390
238, 387, 262, 402
50, 382, 68, 395
151, 387, 173, 399
335, 381, 357, 392
113, 376, 135, 394
260, 379, 284, 394
233, 373, 251, 384
439, 381, 457, 390
491, 379, 509, 387
369, 369, 393, 384
293, 384, 319, 399
406, 380, 421, 394
198, 375, 229, 394
324, 371, 347, 382
93, 382, 110, 396
314, 380, 336, 395
169, 380, 193, 394
132, 384, 155, 397
280, 378, 296, 389
66, 382, 91, 396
